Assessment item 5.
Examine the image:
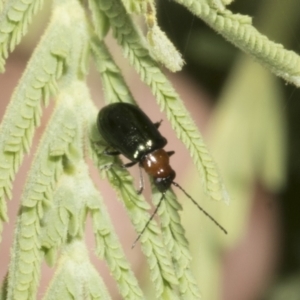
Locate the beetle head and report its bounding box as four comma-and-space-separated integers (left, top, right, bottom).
154, 170, 176, 192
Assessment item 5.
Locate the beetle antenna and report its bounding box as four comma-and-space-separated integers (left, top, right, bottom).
172, 182, 227, 234
132, 193, 165, 249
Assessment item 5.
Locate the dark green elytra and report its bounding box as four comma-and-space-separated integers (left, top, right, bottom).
97, 103, 167, 161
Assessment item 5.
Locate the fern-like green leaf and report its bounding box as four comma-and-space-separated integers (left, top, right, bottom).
61, 81, 146, 300
88, 179, 145, 299
7, 90, 80, 300
0, 0, 45, 72
175, 0, 300, 86
88, 0, 110, 41
0, 0, 92, 243
43, 240, 112, 300
153, 189, 201, 299
90, 38, 136, 105
120, 0, 143, 14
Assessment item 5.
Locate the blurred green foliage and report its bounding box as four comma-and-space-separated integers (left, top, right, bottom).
158, 0, 300, 298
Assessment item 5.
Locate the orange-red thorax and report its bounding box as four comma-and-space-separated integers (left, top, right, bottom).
141, 149, 174, 179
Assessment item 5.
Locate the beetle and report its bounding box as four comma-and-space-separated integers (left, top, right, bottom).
97, 102, 227, 246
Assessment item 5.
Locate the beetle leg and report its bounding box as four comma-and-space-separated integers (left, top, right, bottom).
94, 140, 106, 147
101, 161, 136, 171
121, 161, 137, 168
92, 141, 108, 154
100, 163, 114, 170
104, 148, 121, 156
121, 162, 144, 194
167, 151, 175, 157
137, 166, 144, 195
154, 119, 163, 128
121, 161, 144, 194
